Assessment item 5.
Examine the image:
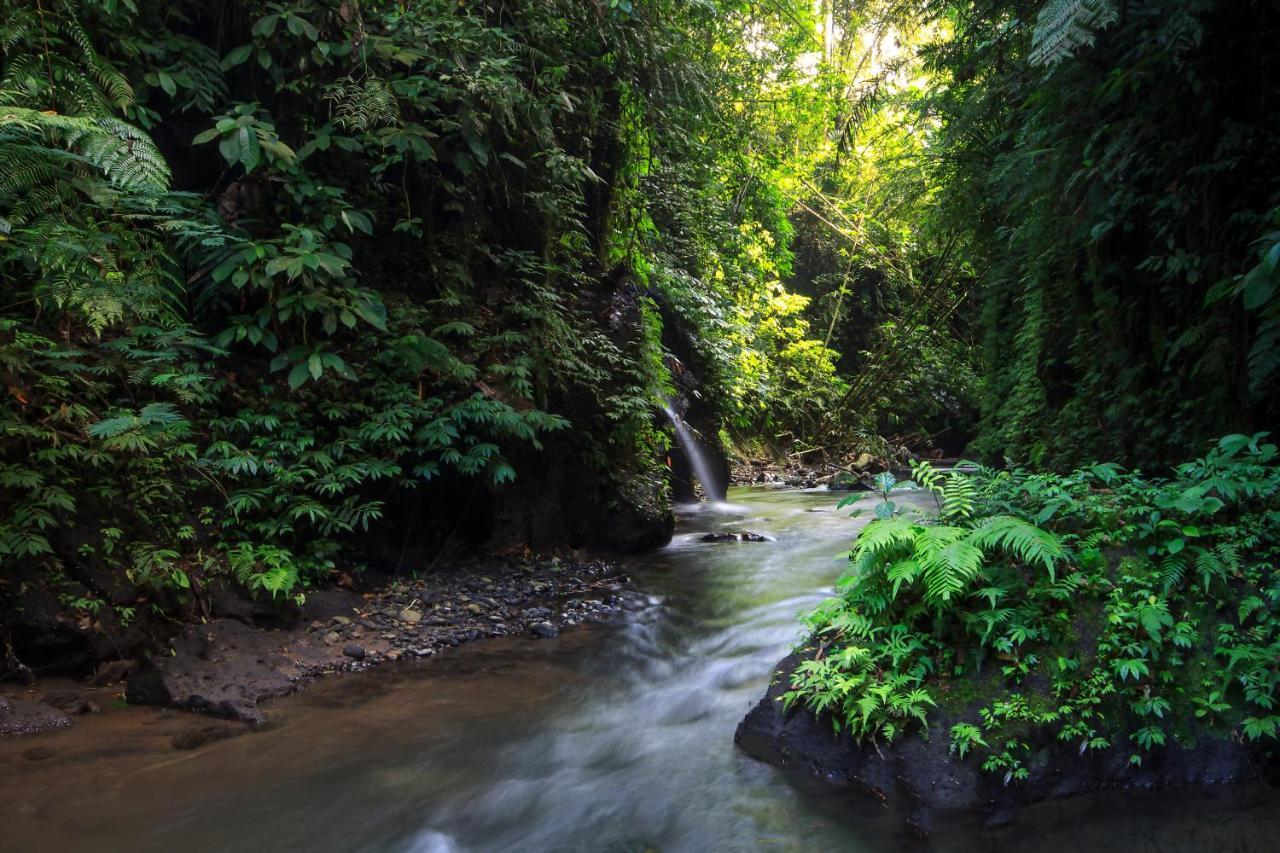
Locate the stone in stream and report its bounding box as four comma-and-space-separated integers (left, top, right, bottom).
342, 644, 366, 661
699, 532, 770, 543
736, 651, 1271, 833
530, 621, 560, 639
398, 608, 423, 624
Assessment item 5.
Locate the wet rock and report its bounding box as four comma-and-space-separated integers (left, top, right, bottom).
530, 621, 559, 639
40, 690, 92, 715
826, 471, 868, 491
342, 644, 366, 661
0, 696, 72, 737
399, 608, 423, 625
135, 622, 297, 726
323, 631, 342, 645
699, 532, 770, 543
736, 652, 1271, 831
330, 616, 352, 627
125, 669, 173, 708
88, 659, 137, 687
466, 603, 483, 615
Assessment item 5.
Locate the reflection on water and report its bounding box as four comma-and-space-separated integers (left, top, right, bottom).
0, 488, 1275, 852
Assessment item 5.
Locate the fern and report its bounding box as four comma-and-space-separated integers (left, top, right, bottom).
967, 515, 1064, 576
325, 76, 401, 132
1029, 0, 1119, 67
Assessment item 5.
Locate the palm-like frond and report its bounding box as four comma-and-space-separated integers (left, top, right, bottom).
1029, 0, 1119, 67
967, 515, 1063, 577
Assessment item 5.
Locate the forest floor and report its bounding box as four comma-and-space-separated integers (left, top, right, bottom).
1, 554, 637, 740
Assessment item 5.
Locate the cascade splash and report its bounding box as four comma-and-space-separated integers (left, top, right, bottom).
660, 402, 726, 502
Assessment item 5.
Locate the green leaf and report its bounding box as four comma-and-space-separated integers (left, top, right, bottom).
238, 125, 261, 172
287, 362, 310, 389
307, 353, 323, 380
219, 134, 241, 166
220, 44, 254, 71
340, 210, 373, 235
352, 295, 388, 331
1242, 263, 1277, 311
252, 14, 279, 37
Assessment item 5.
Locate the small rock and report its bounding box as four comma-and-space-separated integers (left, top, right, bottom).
40, 690, 91, 715
88, 659, 138, 687
399, 608, 423, 624
330, 615, 352, 626
530, 621, 559, 639
342, 644, 366, 661
466, 603, 483, 615
412, 648, 434, 658
323, 631, 342, 645
700, 532, 770, 543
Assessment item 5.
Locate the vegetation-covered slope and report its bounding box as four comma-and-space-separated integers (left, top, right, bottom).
0, 0, 862, 640
784, 436, 1280, 776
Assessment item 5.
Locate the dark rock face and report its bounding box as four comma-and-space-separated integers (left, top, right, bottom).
736, 653, 1274, 832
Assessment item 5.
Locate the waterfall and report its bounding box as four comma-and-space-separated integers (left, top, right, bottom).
660, 401, 726, 502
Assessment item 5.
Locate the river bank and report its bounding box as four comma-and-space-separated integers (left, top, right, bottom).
2, 553, 631, 738
2, 488, 1277, 852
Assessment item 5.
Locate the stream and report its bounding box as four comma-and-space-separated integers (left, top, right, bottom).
1, 487, 1276, 852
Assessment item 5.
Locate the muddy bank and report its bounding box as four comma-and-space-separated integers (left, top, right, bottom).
2, 555, 632, 737
735, 652, 1277, 833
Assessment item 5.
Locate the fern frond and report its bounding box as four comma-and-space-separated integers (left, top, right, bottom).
325, 76, 401, 133
1029, 0, 1119, 68
940, 472, 977, 521
1159, 553, 1186, 591
966, 515, 1063, 577
1, 108, 170, 193
853, 517, 918, 562
916, 527, 984, 603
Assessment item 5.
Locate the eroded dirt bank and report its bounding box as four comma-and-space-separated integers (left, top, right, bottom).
2, 554, 634, 738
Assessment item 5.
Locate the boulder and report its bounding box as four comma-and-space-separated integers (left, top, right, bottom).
125, 620, 296, 726
736, 652, 1272, 832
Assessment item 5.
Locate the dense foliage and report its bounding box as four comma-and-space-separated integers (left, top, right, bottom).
811, 0, 1280, 467
787, 434, 1280, 775
0, 0, 855, 619
2, 0, 1277, 754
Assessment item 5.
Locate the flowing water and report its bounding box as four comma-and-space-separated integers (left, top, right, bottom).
1, 487, 1276, 852
660, 403, 726, 501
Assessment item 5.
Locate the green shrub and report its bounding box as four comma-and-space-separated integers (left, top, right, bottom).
785, 434, 1280, 777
